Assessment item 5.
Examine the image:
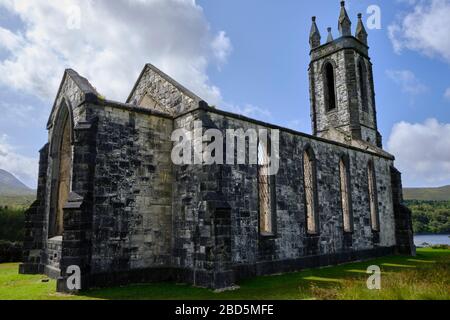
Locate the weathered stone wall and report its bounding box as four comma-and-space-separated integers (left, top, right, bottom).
173, 108, 397, 271
309, 36, 380, 146
311, 50, 351, 136
171, 109, 235, 288
21, 66, 406, 291
19, 144, 49, 275
391, 167, 416, 255
46, 237, 62, 271
127, 64, 200, 116
89, 105, 174, 274
42, 72, 93, 272
357, 58, 376, 130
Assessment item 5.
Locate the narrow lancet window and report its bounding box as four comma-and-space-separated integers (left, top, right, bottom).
49, 104, 73, 238
325, 63, 336, 111
368, 161, 379, 232
258, 139, 273, 235
339, 157, 353, 233
304, 147, 318, 234
358, 60, 369, 112
56, 117, 72, 236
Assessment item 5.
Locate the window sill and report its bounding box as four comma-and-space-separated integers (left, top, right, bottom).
260, 232, 276, 238
48, 236, 63, 242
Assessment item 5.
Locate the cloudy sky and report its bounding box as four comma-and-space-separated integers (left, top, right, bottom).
0, 0, 449, 188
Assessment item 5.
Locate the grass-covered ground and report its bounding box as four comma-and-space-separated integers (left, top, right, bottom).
0, 195, 35, 209
0, 248, 448, 300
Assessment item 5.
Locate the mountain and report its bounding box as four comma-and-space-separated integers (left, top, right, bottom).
0, 169, 35, 196
404, 185, 450, 201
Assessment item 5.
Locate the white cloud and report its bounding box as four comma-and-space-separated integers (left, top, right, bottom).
0, 135, 38, 188
386, 69, 428, 95
444, 87, 450, 100
212, 31, 233, 66
0, 0, 269, 187
0, 0, 232, 104
387, 119, 450, 187
0, 26, 24, 52
389, 0, 450, 64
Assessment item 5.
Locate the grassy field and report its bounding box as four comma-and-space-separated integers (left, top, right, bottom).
403, 186, 450, 201
0, 248, 449, 300
0, 195, 35, 209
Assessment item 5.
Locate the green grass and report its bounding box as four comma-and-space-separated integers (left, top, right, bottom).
0, 195, 35, 209
0, 248, 449, 300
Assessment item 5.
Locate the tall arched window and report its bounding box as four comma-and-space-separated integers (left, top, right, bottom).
358, 60, 369, 112
258, 138, 274, 235
303, 147, 319, 234
324, 62, 337, 111
339, 157, 353, 233
367, 160, 379, 232
49, 103, 73, 238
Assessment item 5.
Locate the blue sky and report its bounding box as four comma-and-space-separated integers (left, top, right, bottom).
0, 0, 450, 188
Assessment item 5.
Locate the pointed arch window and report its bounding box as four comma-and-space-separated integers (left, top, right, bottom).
339, 156, 353, 233
258, 137, 275, 235
368, 160, 379, 232
303, 146, 319, 234
358, 60, 369, 112
324, 62, 337, 111
49, 102, 73, 238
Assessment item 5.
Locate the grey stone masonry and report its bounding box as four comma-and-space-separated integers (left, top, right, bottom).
309, 2, 382, 148
127, 63, 201, 116
391, 167, 416, 256
89, 103, 174, 275
19, 143, 48, 275
20, 1, 414, 292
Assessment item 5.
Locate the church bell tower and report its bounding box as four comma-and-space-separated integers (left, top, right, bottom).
308, 1, 382, 148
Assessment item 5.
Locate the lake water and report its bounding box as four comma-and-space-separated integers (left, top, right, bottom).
414, 234, 450, 247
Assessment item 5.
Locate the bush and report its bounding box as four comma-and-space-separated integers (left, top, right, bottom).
0, 240, 22, 263
0, 206, 25, 242
406, 200, 450, 234
432, 244, 450, 250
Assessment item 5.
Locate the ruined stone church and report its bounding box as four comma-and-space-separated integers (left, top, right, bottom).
20, 2, 414, 292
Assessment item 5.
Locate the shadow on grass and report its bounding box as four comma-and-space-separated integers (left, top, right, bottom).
1, 250, 446, 300
76, 249, 450, 301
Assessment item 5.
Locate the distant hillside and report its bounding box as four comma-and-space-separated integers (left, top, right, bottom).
404, 186, 450, 201
0, 169, 34, 196
0, 169, 35, 208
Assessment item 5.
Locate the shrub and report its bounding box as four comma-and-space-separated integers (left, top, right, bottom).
0, 206, 25, 242
406, 200, 450, 234
0, 240, 23, 263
